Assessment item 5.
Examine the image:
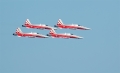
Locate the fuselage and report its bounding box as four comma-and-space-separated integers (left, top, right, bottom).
55, 24, 90, 30
22, 24, 57, 30
13, 33, 48, 38
47, 33, 82, 39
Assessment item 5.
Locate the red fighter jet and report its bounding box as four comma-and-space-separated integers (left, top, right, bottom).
22, 19, 57, 30
54, 19, 91, 30
13, 27, 49, 38
46, 29, 83, 39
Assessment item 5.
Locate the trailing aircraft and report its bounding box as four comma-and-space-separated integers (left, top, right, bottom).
13, 27, 48, 38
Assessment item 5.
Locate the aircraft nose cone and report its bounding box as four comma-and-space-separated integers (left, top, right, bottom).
81, 37, 83, 39
86, 28, 91, 30
89, 28, 91, 30
78, 37, 83, 39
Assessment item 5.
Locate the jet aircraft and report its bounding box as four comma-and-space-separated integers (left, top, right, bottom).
13, 27, 48, 38
22, 19, 57, 30
54, 19, 90, 30
46, 29, 83, 39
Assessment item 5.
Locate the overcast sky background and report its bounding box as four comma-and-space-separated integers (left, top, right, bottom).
0, 0, 120, 73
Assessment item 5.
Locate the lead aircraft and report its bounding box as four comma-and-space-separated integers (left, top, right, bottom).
13, 27, 48, 38
46, 29, 83, 39
54, 19, 90, 30
22, 19, 57, 30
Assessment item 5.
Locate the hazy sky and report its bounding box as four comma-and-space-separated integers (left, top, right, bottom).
0, 0, 119, 73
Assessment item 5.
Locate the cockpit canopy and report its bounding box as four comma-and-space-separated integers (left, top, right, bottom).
64, 33, 73, 35
71, 24, 81, 26
39, 24, 47, 26
29, 32, 39, 34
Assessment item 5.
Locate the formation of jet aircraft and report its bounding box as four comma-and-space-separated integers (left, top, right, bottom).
13, 19, 90, 39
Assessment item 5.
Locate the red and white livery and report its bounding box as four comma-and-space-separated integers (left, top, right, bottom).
54, 19, 91, 30
22, 19, 57, 30
13, 27, 48, 38
46, 29, 83, 39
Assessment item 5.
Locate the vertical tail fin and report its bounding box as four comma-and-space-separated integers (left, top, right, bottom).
16, 27, 22, 34
24, 19, 31, 26
57, 19, 63, 25
49, 29, 56, 34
